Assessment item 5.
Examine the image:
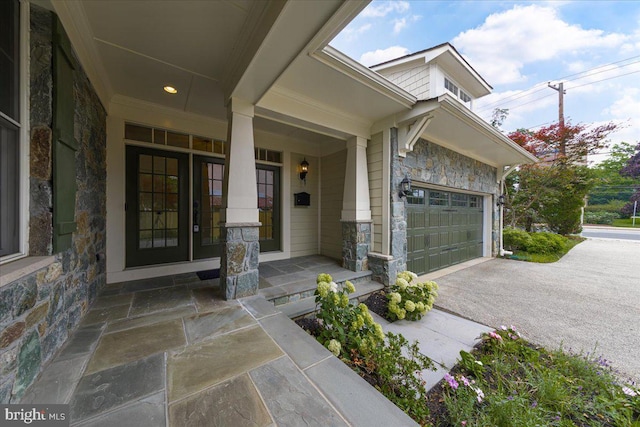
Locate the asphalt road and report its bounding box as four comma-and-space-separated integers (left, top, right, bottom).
434, 238, 640, 384
582, 225, 640, 241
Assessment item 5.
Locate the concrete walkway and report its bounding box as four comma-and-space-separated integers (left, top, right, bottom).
433, 238, 640, 384
19, 262, 490, 426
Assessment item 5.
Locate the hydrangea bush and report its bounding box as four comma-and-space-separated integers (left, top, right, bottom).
387, 271, 438, 321
314, 274, 384, 357
312, 273, 435, 424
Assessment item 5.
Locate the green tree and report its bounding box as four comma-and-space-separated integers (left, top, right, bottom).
620, 143, 640, 218
588, 142, 638, 205
505, 121, 619, 234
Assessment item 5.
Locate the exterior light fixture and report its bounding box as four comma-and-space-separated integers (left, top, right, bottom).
163, 85, 178, 94
299, 158, 309, 182
399, 175, 412, 198
497, 194, 505, 206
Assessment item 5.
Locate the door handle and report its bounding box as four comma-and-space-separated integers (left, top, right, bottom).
193, 200, 200, 232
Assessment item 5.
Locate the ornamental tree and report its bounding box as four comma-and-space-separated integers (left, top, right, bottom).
504, 120, 620, 234
620, 143, 640, 217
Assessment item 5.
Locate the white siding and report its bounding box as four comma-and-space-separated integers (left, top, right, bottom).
320, 149, 346, 260
367, 132, 383, 253
382, 65, 430, 99
290, 153, 319, 257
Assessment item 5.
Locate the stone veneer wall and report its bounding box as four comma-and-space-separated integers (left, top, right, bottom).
220, 225, 260, 300
341, 221, 371, 272
372, 130, 499, 285
0, 5, 107, 403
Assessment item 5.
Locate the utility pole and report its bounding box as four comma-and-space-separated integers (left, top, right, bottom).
548, 82, 566, 155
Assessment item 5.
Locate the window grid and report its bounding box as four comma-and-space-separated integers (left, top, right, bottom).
257, 169, 275, 240
138, 154, 179, 249
201, 161, 224, 246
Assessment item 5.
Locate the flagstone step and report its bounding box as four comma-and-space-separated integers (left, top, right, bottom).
277, 279, 384, 319
259, 269, 373, 306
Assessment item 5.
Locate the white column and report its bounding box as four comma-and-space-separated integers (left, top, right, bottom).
341, 136, 371, 221
223, 98, 259, 224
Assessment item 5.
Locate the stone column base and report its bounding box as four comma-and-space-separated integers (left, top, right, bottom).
368, 253, 405, 288
220, 223, 260, 300
341, 221, 371, 272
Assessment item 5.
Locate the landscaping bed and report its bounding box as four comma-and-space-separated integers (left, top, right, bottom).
504, 228, 585, 263
295, 272, 640, 426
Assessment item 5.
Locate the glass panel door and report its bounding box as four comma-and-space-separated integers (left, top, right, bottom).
256, 165, 280, 252
126, 146, 188, 267
193, 155, 224, 259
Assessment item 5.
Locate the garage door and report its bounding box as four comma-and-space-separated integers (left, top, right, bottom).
406, 188, 483, 275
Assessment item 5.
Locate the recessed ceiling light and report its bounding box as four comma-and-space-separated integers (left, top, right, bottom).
163, 86, 178, 94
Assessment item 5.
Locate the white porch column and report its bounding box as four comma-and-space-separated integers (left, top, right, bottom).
341, 136, 372, 272
341, 136, 371, 221
223, 98, 259, 224
220, 98, 260, 300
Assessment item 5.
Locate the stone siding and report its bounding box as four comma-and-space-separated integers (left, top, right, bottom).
377, 132, 499, 284
0, 5, 107, 403
220, 226, 260, 300
341, 221, 371, 272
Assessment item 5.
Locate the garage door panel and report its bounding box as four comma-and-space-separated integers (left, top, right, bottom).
407, 188, 484, 275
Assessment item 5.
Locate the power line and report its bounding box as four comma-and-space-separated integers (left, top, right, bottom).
568, 69, 640, 90
476, 55, 640, 113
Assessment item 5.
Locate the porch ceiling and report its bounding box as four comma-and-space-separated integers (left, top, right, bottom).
410, 95, 538, 168
50, 0, 411, 142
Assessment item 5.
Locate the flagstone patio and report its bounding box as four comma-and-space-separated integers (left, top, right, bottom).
19, 256, 490, 426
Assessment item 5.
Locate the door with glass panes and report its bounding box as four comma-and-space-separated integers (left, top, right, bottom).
127, 148, 281, 267
125, 146, 189, 267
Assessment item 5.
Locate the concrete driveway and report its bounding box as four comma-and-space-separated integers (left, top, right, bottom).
433, 238, 640, 383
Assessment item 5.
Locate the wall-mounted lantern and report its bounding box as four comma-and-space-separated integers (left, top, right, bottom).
299, 158, 309, 182
399, 175, 412, 198
497, 194, 506, 206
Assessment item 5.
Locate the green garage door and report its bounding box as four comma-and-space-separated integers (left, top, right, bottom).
406, 188, 483, 275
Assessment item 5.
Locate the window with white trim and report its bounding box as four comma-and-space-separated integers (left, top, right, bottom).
444, 78, 458, 96
444, 77, 473, 106
0, 0, 21, 258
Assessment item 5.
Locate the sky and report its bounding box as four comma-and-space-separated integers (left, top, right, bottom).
330, 0, 640, 164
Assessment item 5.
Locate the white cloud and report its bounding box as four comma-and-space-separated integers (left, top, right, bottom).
360, 46, 410, 66
452, 4, 628, 85
361, 1, 410, 18
340, 23, 372, 41
393, 18, 407, 34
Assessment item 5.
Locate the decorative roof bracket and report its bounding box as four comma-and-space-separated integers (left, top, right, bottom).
398, 114, 433, 157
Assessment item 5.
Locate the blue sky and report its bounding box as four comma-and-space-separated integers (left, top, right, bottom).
331, 1, 640, 163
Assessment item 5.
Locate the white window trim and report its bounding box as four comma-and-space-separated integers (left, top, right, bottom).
1, 0, 30, 265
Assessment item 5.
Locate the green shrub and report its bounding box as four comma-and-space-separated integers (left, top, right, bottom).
313, 273, 434, 424
525, 232, 566, 254
584, 211, 620, 224
584, 200, 627, 213
503, 227, 532, 251
387, 271, 438, 321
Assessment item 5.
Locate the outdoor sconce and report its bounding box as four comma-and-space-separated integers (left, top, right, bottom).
299, 158, 309, 182
399, 176, 412, 198
497, 194, 506, 206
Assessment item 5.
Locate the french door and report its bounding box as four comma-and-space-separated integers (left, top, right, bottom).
126, 147, 281, 267
125, 146, 189, 267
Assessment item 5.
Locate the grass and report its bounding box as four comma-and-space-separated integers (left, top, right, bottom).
426, 327, 640, 426
612, 218, 640, 228
509, 236, 584, 263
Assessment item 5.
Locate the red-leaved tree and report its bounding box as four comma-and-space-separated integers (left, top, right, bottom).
504, 120, 620, 234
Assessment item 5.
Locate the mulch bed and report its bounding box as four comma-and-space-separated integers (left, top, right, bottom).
362, 290, 392, 320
